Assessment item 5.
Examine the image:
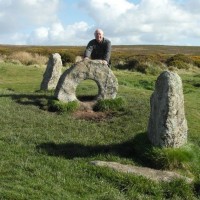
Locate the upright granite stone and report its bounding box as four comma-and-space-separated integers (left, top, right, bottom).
55, 59, 118, 102
148, 71, 188, 148
40, 53, 62, 90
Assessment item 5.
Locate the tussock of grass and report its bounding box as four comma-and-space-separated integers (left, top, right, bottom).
8, 51, 48, 66
93, 97, 126, 112
115, 57, 165, 75
48, 99, 79, 113
161, 179, 197, 199
166, 54, 193, 69
145, 144, 200, 170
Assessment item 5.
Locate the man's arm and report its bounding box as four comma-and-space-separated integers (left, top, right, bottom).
103, 40, 111, 63
84, 40, 94, 59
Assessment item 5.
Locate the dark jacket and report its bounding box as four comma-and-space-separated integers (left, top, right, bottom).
84, 38, 111, 63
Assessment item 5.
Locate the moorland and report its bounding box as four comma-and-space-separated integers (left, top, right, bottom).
0, 44, 200, 199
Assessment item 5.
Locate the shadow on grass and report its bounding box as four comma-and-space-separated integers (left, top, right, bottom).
77, 95, 97, 101
0, 92, 55, 107
37, 132, 156, 168
0, 92, 97, 107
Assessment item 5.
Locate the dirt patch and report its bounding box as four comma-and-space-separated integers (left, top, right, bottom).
73, 110, 111, 121
79, 100, 97, 111
73, 100, 113, 121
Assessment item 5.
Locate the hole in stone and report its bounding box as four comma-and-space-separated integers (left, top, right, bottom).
76, 79, 99, 101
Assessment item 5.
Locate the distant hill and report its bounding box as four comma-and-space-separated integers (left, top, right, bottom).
1, 44, 200, 56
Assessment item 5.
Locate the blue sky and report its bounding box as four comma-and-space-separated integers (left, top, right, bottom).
0, 0, 200, 46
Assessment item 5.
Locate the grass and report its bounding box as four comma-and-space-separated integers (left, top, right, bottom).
48, 100, 79, 113
93, 97, 126, 112
76, 79, 99, 100
0, 60, 200, 199
0, 62, 44, 92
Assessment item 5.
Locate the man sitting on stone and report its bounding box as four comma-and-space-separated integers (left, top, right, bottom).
84, 29, 111, 66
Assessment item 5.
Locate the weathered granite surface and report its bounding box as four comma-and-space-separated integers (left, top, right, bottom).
91, 160, 193, 183
148, 71, 188, 148
40, 53, 62, 90
55, 59, 118, 102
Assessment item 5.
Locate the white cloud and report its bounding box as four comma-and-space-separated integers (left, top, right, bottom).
28, 27, 49, 44
0, 0, 59, 33
0, 0, 200, 46
79, 0, 200, 45
27, 21, 90, 45
183, 0, 200, 13
79, 0, 136, 21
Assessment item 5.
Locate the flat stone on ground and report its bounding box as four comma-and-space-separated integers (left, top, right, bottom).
90, 160, 193, 183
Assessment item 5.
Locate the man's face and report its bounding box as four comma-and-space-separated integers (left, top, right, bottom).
95, 31, 103, 43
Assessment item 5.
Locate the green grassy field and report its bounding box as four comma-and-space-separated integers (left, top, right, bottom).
0, 60, 200, 199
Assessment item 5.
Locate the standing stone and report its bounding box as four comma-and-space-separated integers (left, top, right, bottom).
148, 71, 188, 148
55, 59, 118, 102
40, 53, 62, 90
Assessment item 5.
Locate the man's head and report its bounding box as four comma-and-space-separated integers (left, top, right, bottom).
94, 29, 104, 43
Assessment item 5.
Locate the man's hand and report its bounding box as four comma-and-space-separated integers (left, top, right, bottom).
84, 57, 90, 61
102, 60, 108, 65
83, 57, 90, 63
